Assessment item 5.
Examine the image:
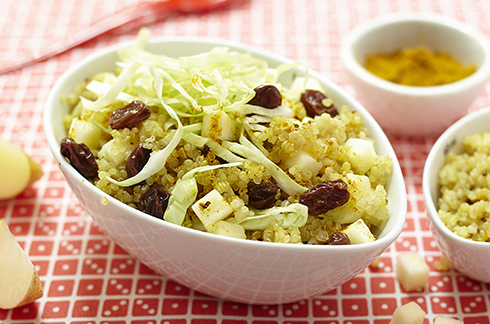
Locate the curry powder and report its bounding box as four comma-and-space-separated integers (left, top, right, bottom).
364, 45, 476, 86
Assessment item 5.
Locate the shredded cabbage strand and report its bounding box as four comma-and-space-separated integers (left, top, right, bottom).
239, 203, 308, 230
222, 136, 308, 196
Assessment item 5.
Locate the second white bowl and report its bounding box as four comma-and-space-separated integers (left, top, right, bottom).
423, 107, 490, 282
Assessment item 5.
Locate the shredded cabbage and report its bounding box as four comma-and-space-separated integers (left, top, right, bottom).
67, 28, 346, 240
107, 64, 184, 187
239, 203, 308, 230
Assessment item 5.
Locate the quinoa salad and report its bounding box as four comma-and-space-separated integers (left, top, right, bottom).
60, 30, 393, 244
437, 131, 490, 242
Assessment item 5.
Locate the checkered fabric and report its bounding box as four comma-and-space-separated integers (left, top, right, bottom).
1, 0, 490, 323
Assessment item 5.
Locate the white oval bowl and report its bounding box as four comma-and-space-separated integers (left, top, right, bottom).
342, 13, 490, 137
44, 37, 407, 304
423, 107, 490, 282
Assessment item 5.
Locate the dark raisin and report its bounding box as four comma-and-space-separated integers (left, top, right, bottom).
247, 180, 278, 209
200, 146, 210, 157
60, 137, 98, 178
301, 89, 338, 117
299, 179, 350, 216
138, 185, 170, 219
328, 232, 351, 245
247, 85, 282, 109
126, 143, 151, 178
109, 100, 151, 130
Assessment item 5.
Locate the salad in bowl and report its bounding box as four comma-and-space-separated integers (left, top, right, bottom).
44, 29, 406, 304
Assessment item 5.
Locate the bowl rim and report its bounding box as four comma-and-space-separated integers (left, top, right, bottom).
341, 12, 490, 96
423, 107, 490, 246
44, 35, 407, 252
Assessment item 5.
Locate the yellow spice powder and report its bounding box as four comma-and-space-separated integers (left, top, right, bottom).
365, 45, 476, 86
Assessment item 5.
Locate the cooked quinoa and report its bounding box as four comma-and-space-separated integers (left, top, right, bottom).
437, 131, 490, 241
60, 30, 393, 244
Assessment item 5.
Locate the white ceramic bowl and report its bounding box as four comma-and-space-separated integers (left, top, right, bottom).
423, 107, 490, 282
44, 37, 407, 304
341, 13, 490, 137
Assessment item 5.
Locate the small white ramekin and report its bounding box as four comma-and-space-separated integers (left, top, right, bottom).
342, 13, 490, 137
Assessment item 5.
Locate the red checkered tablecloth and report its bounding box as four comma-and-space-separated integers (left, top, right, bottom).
1, 0, 490, 323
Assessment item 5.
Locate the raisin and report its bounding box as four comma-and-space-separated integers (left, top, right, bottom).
328, 232, 351, 245
126, 143, 151, 178
60, 137, 98, 178
247, 85, 282, 109
109, 100, 151, 130
300, 89, 338, 117
247, 180, 278, 209
299, 179, 350, 216
138, 185, 170, 219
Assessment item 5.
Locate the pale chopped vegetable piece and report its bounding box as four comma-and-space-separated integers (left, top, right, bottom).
344, 137, 376, 174
396, 253, 430, 291
98, 139, 135, 167
208, 220, 246, 239
0, 220, 44, 309
69, 117, 105, 151
389, 301, 426, 324
328, 173, 389, 226
282, 150, 323, 177
434, 255, 451, 272
164, 162, 242, 226
0, 138, 43, 200
340, 218, 375, 244
192, 189, 234, 229
202, 109, 237, 141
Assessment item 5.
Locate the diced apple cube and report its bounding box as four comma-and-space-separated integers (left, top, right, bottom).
69, 118, 104, 151
202, 110, 237, 141
344, 138, 376, 174
98, 139, 135, 168
207, 220, 246, 239
389, 301, 426, 324
340, 218, 375, 244
283, 150, 323, 177
191, 189, 234, 229
396, 253, 430, 291
434, 315, 464, 324
328, 173, 371, 224
434, 256, 451, 272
